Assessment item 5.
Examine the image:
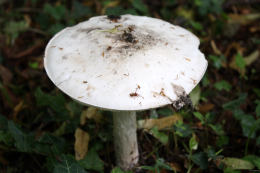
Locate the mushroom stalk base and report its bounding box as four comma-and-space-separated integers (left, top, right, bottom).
113, 111, 139, 170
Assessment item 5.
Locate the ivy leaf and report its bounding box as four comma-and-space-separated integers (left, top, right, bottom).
223, 93, 247, 111
191, 152, 208, 169
71, 1, 92, 19
34, 88, 69, 121
132, 0, 149, 15
79, 148, 104, 172
149, 127, 169, 145
0, 131, 13, 146
174, 121, 193, 137
235, 53, 246, 72
157, 108, 174, 116
209, 55, 225, 69
43, 3, 67, 21
34, 133, 67, 155
240, 115, 257, 138
214, 80, 232, 91
54, 155, 87, 173
8, 121, 34, 152
209, 124, 225, 136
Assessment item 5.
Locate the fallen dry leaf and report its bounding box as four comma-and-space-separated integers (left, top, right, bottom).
198, 103, 215, 113
244, 50, 259, 66
137, 114, 182, 130
74, 128, 90, 160
210, 40, 222, 55
224, 42, 245, 58
13, 100, 26, 120
228, 13, 260, 25
80, 107, 103, 125
169, 162, 182, 172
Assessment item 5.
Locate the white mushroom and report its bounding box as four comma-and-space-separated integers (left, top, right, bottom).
44, 14, 207, 170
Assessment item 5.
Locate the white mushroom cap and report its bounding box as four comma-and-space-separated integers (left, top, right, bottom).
44, 15, 207, 111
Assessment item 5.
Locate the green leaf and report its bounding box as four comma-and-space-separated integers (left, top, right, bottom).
253, 88, 260, 98
34, 88, 69, 121
174, 121, 193, 137
223, 93, 247, 111
191, 152, 208, 169
35, 133, 67, 155
43, 3, 67, 21
222, 157, 254, 170
233, 109, 245, 120
216, 135, 229, 147
255, 100, 260, 117
157, 108, 174, 116
150, 109, 158, 119
190, 20, 203, 31
28, 62, 39, 69
209, 55, 226, 69
190, 86, 201, 106
156, 158, 173, 171
141, 166, 155, 171
235, 53, 246, 71
224, 168, 241, 173
111, 167, 133, 173
0, 114, 8, 130
214, 80, 232, 91
149, 127, 169, 145
243, 155, 260, 169
67, 101, 83, 117
8, 121, 34, 152
209, 124, 225, 135
206, 148, 221, 160
202, 73, 210, 86
4, 20, 29, 43
48, 23, 65, 35
54, 155, 87, 173
240, 115, 257, 138
189, 134, 198, 151
195, 0, 224, 16
79, 148, 104, 172
71, 1, 92, 19
193, 112, 204, 124
0, 131, 13, 146
132, 0, 149, 15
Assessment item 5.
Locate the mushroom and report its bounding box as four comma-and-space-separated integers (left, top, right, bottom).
44, 15, 207, 170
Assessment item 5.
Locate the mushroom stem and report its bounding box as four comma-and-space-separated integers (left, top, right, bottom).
113, 111, 139, 170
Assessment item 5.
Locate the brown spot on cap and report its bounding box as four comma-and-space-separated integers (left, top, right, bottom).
185, 57, 191, 62
130, 92, 139, 97
107, 46, 112, 51
190, 78, 197, 85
